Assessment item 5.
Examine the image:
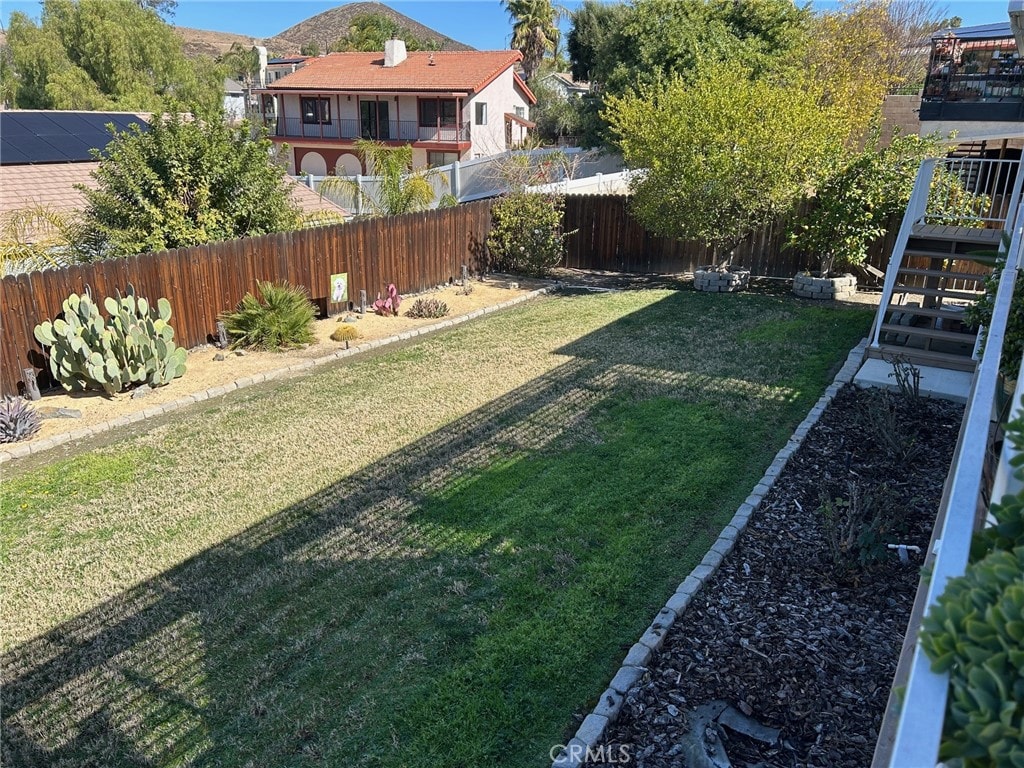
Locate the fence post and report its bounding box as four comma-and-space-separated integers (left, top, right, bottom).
355, 174, 363, 216
452, 161, 461, 201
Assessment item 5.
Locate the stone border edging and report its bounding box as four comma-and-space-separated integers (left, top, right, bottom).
551, 337, 869, 768
0, 287, 553, 465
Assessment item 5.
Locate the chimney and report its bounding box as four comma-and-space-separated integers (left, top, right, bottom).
384, 39, 407, 67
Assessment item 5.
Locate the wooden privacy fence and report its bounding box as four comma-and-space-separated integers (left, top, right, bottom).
562, 195, 905, 277
1, 194, 944, 397
0, 201, 494, 397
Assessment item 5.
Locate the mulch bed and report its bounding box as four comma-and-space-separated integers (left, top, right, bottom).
591, 384, 964, 768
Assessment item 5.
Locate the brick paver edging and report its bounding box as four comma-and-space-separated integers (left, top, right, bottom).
0, 287, 553, 465
551, 337, 869, 768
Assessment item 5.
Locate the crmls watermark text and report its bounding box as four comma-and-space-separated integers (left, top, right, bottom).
549, 743, 632, 764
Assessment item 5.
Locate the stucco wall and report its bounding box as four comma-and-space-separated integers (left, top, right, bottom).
467, 71, 532, 157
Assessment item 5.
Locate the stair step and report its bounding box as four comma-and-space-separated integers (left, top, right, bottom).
866, 345, 977, 372
891, 285, 984, 301
879, 323, 977, 343
909, 252, 995, 268
897, 267, 989, 282
884, 305, 970, 321
910, 224, 1003, 245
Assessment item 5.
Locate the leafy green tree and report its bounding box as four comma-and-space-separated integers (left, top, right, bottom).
218, 42, 260, 89
329, 13, 441, 52
300, 42, 321, 57
5, 0, 220, 112
567, 0, 629, 85
77, 110, 302, 256
320, 140, 438, 217
605, 62, 846, 262
530, 80, 583, 144
503, 0, 561, 82
594, 0, 809, 95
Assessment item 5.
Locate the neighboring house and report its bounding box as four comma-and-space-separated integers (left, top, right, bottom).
256, 40, 537, 175
536, 72, 590, 100
0, 110, 348, 246
919, 21, 1024, 141
223, 78, 246, 123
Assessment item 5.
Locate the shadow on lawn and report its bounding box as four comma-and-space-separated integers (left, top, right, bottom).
0, 291, 858, 767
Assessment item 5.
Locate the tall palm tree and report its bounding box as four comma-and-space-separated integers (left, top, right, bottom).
503, 0, 561, 82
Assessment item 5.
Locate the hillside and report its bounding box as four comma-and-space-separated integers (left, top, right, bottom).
265, 2, 473, 54
174, 26, 261, 58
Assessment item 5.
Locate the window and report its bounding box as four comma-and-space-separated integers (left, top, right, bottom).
360, 100, 390, 140
301, 97, 331, 124
427, 151, 459, 168
419, 98, 458, 127
474, 102, 487, 126
514, 105, 526, 118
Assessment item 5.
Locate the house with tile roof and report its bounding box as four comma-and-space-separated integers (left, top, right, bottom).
256, 41, 537, 175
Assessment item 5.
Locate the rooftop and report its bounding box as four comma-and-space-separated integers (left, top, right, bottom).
266, 50, 526, 95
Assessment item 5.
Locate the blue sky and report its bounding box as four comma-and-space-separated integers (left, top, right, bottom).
0, 1, 1016, 53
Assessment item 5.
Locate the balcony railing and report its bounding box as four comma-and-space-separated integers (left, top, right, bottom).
920, 35, 1024, 121
272, 118, 470, 143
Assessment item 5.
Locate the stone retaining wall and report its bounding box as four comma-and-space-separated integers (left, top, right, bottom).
792, 273, 857, 300
693, 269, 751, 293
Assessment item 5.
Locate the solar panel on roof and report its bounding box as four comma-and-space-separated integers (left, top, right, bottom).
0, 111, 149, 165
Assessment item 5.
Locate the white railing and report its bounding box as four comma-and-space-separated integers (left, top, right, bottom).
925, 157, 1024, 228
885, 200, 1024, 767
869, 158, 939, 349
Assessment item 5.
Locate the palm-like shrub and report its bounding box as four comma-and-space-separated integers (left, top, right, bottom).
221, 282, 317, 350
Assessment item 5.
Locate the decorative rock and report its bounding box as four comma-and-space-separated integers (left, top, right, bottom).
131, 385, 151, 400
694, 267, 751, 293
340, 313, 358, 322
36, 406, 82, 420
792, 272, 857, 301
214, 353, 226, 361
235, 349, 246, 357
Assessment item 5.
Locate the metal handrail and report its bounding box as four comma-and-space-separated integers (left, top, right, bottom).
886, 201, 1024, 767
870, 158, 938, 349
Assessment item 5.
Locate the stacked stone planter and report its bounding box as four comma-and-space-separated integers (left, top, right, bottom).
693, 268, 751, 293
792, 272, 857, 300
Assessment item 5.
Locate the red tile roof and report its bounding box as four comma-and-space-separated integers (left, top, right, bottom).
268, 50, 523, 94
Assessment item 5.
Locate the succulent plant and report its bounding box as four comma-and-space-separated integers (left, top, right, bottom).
405, 297, 450, 319
0, 396, 42, 443
373, 284, 402, 316
330, 324, 359, 343
33, 285, 186, 395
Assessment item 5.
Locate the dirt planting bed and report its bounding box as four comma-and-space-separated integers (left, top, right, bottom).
591, 385, 964, 768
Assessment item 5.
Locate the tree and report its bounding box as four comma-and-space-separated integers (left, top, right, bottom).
300, 42, 320, 57
530, 80, 583, 144
77, 110, 302, 256
329, 13, 441, 53
503, 0, 561, 82
319, 140, 438, 217
567, 0, 629, 85
218, 42, 260, 89
604, 62, 847, 261
594, 0, 810, 95
4, 0, 221, 112
135, 0, 176, 16
805, 0, 950, 145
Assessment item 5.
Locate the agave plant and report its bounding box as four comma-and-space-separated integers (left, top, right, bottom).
0, 396, 42, 444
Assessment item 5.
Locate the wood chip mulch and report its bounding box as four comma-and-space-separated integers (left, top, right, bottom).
591, 384, 964, 768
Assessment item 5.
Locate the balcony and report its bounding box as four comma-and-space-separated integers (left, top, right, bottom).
920, 33, 1024, 122
270, 117, 471, 144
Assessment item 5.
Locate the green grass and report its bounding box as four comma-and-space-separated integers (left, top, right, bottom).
0, 289, 871, 767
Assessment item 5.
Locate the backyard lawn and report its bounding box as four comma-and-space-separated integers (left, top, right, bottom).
1, 287, 871, 767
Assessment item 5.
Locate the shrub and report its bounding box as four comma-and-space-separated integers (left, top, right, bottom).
486, 192, 568, 277
221, 281, 317, 350
373, 284, 402, 316
405, 298, 449, 319
34, 286, 186, 395
0, 396, 41, 443
819, 483, 901, 576
965, 255, 1024, 379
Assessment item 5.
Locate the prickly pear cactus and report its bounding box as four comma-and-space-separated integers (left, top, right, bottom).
33, 285, 187, 395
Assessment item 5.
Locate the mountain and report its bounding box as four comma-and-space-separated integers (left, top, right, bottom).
174, 27, 260, 59
264, 2, 473, 54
